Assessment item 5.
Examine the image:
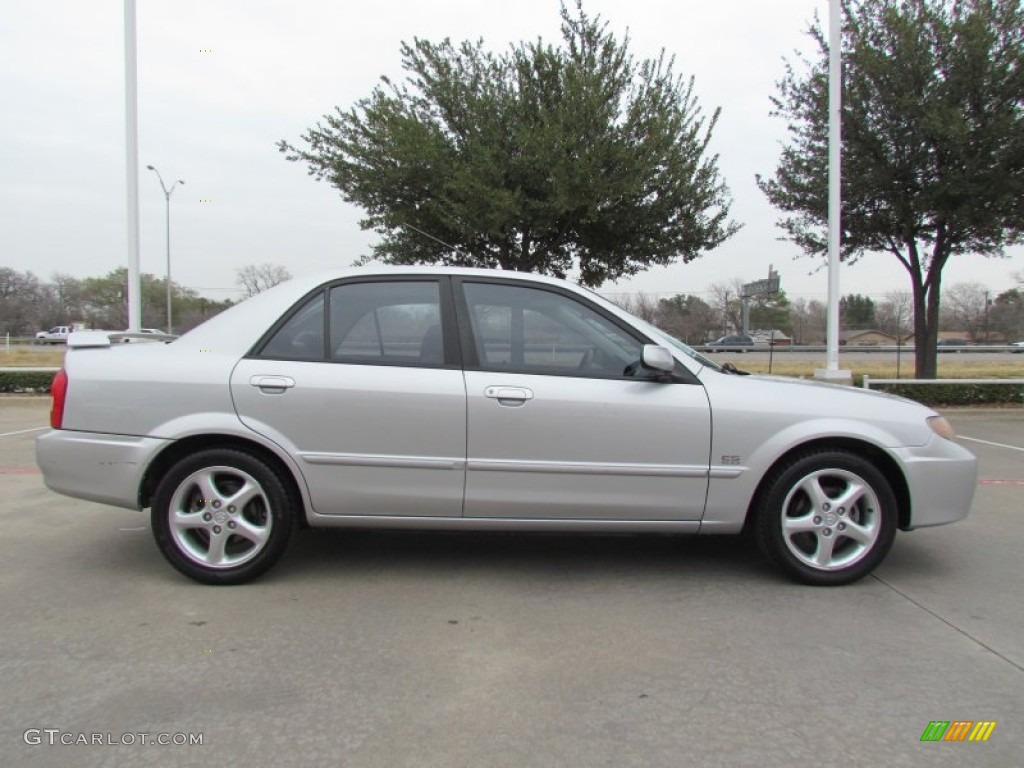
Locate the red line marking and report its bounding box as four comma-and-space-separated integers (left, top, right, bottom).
0, 467, 41, 475
979, 478, 1024, 487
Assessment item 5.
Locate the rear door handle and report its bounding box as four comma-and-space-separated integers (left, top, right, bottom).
251, 375, 295, 393
484, 386, 534, 405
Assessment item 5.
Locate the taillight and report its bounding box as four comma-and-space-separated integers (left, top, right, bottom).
50, 368, 68, 429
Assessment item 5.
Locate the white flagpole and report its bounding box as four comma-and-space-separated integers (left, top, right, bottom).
125, 0, 142, 332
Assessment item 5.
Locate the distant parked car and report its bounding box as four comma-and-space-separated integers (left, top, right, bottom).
1012, 341, 1023, 353
936, 339, 970, 352
706, 334, 755, 352
36, 267, 977, 587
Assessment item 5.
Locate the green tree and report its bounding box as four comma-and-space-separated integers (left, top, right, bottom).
840, 293, 876, 328
758, 0, 1024, 377
748, 290, 794, 335
47, 273, 86, 328
74, 268, 232, 332
656, 294, 717, 343
990, 287, 1023, 341
279, 1, 738, 288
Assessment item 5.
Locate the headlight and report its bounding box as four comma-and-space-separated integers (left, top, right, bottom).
927, 415, 956, 440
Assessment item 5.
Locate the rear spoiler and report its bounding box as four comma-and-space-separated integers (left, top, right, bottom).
67, 331, 176, 348
68, 331, 112, 348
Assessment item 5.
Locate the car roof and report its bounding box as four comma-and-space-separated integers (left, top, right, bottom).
175, 266, 629, 356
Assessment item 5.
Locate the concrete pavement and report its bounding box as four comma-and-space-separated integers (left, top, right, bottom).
1, 399, 1021, 767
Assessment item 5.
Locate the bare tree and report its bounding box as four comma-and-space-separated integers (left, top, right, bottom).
0, 268, 48, 335
236, 264, 293, 298
875, 291, 913, 341
608, 293, 660, 324
707, 279, 744, 335
941, 282, 989, 340
789, 298, 827, 345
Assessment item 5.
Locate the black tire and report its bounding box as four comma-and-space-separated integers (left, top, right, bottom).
754, 450, 897, 586
151, 448, 296, 585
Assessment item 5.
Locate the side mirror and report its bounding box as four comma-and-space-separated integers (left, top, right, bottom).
641, 344, 675, 373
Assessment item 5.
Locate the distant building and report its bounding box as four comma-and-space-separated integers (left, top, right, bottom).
839, 329, 906, 346
751, 330, 792, 346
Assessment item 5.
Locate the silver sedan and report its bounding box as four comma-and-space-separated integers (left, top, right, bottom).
36, 268, 977, 585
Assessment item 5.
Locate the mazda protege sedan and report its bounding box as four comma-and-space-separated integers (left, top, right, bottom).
36, 268, 977, 585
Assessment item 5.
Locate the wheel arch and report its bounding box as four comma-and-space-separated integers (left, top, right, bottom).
743, 437, 912, 532
139, 434, 309, 527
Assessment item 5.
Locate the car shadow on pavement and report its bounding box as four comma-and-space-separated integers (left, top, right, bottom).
267, 528, 781, 584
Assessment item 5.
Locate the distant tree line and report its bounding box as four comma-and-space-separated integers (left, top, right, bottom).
610, 277, 1023, 345
3, 262, 1018, 344
0, 267, 234, 336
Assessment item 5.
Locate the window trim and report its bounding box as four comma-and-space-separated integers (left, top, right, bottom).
249, 275, 462, 370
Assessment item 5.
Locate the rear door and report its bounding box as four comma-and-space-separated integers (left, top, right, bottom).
231, 277, 466, 517
456, 278, 712, 521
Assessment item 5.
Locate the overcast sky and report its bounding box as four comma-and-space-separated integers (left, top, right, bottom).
2, 0, 1020, 304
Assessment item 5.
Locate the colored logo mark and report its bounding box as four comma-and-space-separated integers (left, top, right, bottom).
920, 721, 997, 742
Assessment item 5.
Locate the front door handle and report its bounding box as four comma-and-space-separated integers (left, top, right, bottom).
251, 375, 295, 393
484, 386, 534, 405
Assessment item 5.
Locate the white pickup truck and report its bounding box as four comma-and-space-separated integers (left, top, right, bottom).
36, 325, 77, 343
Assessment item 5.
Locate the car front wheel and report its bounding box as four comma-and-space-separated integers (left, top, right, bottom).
151, 449, 295, 585
754, 450, 897, 586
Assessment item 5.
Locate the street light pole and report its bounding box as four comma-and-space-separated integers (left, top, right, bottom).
146, 165, 184, 333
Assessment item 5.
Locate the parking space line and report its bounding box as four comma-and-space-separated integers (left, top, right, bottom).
872, 574, 1024, 674
0, 467, 41, 474
978, 478, 1024, 487
959, 435, 1024, 452
0, 426, 47, 439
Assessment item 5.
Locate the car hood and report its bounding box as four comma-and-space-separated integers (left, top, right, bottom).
745, 374, 922, 405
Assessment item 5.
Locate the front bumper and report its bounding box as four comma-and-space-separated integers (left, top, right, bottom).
895, 435, 978, 529
35, 429, 171, 510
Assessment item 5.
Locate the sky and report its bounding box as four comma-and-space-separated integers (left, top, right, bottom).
1, 0, 1021, 305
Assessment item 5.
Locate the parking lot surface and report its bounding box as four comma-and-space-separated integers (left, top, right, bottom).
1, 398, 1022, 767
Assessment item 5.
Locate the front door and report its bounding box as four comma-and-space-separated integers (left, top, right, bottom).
456, 279, 711, 520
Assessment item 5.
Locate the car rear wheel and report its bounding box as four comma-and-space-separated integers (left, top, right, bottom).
151, 449, 295, 585
754, 450, 897, 586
